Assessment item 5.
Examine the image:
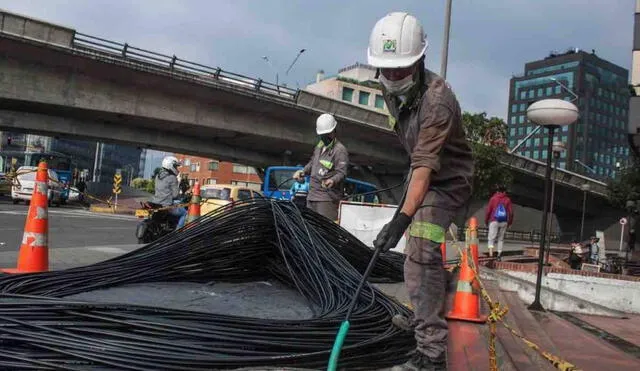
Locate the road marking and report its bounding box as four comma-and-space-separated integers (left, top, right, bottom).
0, 210, 136, 221
87, 247, 128, 254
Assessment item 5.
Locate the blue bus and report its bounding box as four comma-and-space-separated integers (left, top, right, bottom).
262, 166, 380, 203
0, 151, 75, 202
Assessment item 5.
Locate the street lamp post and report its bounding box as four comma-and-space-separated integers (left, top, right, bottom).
261, 56, 279, 86
285, 49, 306, 76
440, 0, 453, 79
580, 183, 591, 241
545, 141, 566, 265
526, 99, 578, 312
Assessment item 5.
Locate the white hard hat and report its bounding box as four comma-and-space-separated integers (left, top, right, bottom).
316, 113, 337, 135
161, 155, 180, 175
367, 12, 428, 69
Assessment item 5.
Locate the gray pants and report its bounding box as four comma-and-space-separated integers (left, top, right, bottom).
404, 206, 457, 359
488, 221, 508, 253
307, 200, 339, 221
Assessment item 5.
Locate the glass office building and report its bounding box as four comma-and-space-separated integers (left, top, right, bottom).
507, 49, 630, 179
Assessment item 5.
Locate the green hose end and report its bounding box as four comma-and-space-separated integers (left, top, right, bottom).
327, 320, 350, 371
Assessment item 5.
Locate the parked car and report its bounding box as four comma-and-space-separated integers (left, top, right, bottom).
0, 173, 11, 196
200, 184, 262, 215
11, 166, 63, 206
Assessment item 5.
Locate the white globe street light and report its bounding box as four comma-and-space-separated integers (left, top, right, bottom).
526, 99, 578, 312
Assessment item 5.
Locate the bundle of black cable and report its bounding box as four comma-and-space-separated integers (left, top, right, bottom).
0, 199, 414, 370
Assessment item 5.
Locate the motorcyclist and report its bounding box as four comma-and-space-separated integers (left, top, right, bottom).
290, 176, 310, 208
151, 156, 187, 229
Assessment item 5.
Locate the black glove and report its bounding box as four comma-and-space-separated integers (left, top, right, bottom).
373, 212, 412, 252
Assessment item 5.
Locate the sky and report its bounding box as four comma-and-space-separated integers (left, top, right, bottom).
0, 0, 636, 120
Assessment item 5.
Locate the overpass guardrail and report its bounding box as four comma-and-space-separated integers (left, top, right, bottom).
71, 32, 299, 102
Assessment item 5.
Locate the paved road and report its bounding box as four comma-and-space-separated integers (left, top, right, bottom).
0, 195, 139, 251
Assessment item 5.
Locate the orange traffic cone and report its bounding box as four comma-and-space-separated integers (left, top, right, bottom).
2, 161, 49, 273
467, 217, 480, 269
185, 182, 201, 226
446, 243, 486, 323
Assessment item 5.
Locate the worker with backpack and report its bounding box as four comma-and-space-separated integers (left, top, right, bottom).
485, 185, 513, 260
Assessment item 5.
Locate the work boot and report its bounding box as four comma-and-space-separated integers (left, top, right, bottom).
496, 252, 502, 261
391, 352, 447, 371
391, 314, 414, 332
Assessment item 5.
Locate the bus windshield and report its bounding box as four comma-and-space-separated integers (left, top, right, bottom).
268, 169, 296, 191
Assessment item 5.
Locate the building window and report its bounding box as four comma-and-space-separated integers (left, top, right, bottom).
518, 115, 525, 124
509, 128, 516, 137
554, 86, 561, 94
205, 178, 216, 185
519, 103, 526, 111
533, 151, 540, 159
208, 161, 219, 171
537, 88, 543, 97
184, 158, 191, 166
528, 90, 534, 99
341, 87, 354, 102
546, 87, 552, 96
510, 116, 516, 125
358, 91, 370, 105
520, 91, 527, 100
232, 164, 257, 174
231, 181, 261, 191
374, 94, 385, 109
233, 163, 247, 174
511, 104, 517, 113
190, 164, 196, 172
534, 138, 540, 147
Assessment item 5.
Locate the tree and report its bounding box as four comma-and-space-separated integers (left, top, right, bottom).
608, 164, 640, 209
131, 177, 155, 194
462, 112, 513, 200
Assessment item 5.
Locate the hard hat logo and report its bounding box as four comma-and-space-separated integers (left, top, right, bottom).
383, 39, 397, 53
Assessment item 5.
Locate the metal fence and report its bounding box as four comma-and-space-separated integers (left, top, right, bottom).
72, 33, 299, 102
475, 227, 574, 244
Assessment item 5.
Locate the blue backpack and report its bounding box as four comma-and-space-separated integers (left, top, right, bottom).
494, 202, 508, 222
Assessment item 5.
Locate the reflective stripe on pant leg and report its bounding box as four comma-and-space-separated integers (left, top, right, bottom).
404, 206, 456, 359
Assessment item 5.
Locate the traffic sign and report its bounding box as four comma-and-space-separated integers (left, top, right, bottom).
113, 173, 122, 195
620, 217, 628, 225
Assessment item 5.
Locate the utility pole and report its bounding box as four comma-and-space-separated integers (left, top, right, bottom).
440, 0, 453, 79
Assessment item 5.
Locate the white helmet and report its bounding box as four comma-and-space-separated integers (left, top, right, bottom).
316, 113, 337, 135
367, 12, 428, 69
161, 155, 180, 175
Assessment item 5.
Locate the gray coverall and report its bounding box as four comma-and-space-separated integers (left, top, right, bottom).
302, 139, 349, 221
383, 69, 474, 359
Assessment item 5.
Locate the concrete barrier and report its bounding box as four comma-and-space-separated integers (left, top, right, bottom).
482, 267, 637, 316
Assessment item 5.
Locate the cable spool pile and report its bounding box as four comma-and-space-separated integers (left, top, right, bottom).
0, 199, 413, 370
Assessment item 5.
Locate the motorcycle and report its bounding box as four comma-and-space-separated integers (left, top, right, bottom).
135, 195, 190, 244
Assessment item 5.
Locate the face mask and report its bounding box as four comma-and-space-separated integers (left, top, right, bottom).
319, 134, 333, 146
380, 72, 416, 96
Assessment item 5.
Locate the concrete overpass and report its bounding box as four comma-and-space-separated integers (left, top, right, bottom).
0, 10, 616, 235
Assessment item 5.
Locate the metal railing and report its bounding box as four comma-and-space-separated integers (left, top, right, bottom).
475, 227, 573, 244
71, 32, 299, 101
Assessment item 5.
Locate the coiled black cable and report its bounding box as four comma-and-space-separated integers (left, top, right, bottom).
0, 199, 414, 370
